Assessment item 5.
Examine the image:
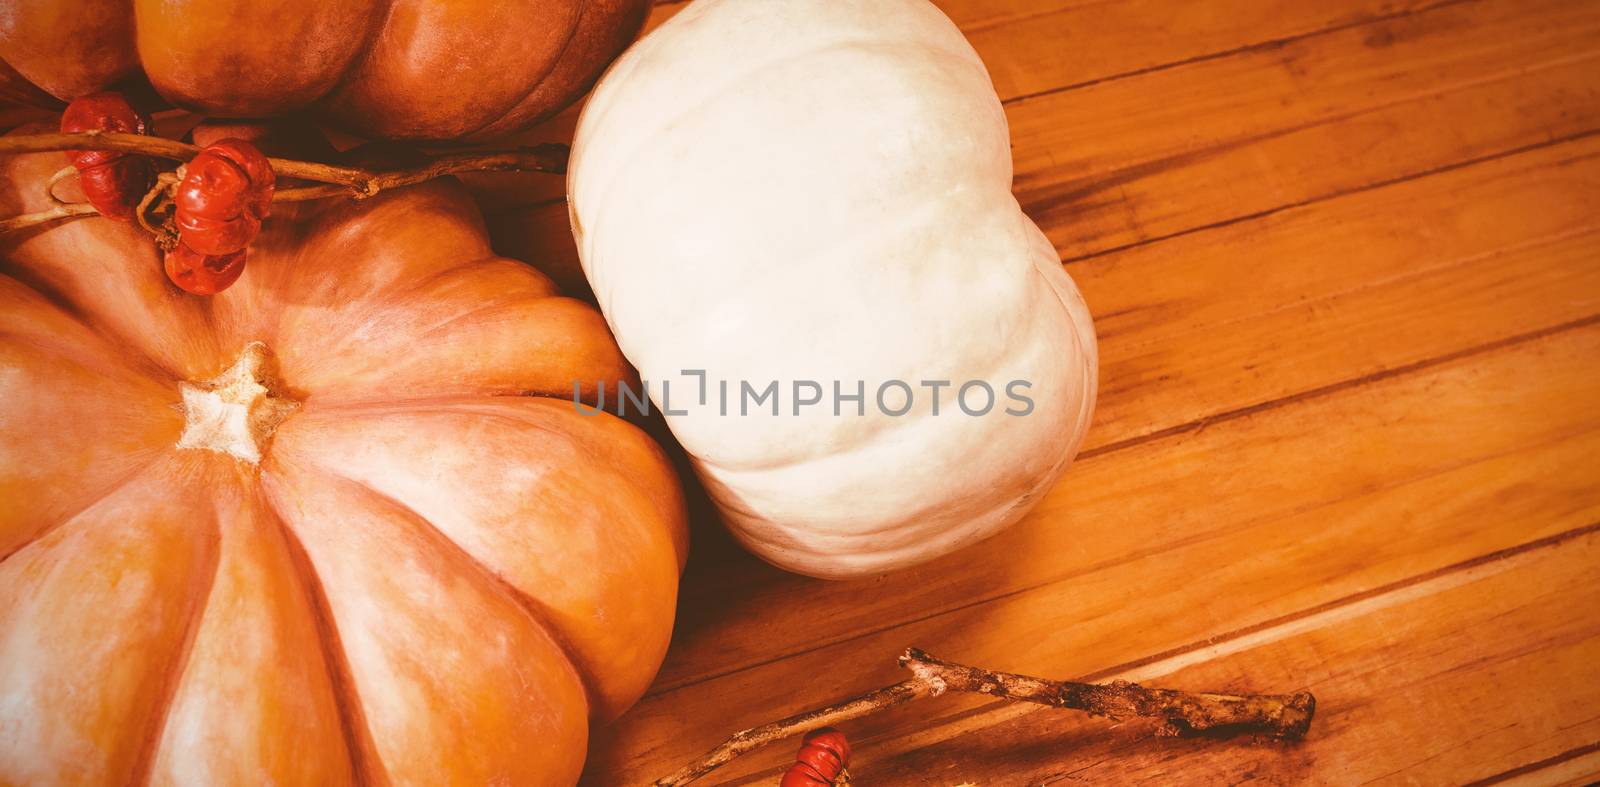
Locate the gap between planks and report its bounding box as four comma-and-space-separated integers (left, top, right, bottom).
1079, 312, 1600, 462
1058, 127, 1600, 268
995, 0, 1475, 105
1467, 741, 1600, 787
644, 0, 1476, 109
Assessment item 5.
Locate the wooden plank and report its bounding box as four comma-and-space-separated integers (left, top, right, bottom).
851, 527, 1600, 784
947, 0, 1445, 103
1075, 134, 1600, 453
1007, 0, 1600, 258
581, 320, 1600, 783
1488, 745, 1600, 787
653, 0, 1447, 105
648, 132, 1600, 697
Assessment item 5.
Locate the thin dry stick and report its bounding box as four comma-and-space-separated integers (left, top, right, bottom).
272, 146, 571, 200
44, 165, 75, 206
134, 172, 181, 249
0, 202, 98, 233
0, 132, 569, 236
0, 130, 200, 160
0, 130, 569, 185
655, 648, 1316, 786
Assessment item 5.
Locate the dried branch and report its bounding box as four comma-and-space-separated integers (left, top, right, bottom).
0, 202, 98, 233
0, 130, 200, 161
270, 146, 570, 200
0, 130, 568, 187
135, 172, 181, 250
0, 132, 569, 236
655, 648, 1316, 786
44, 165, 75, 207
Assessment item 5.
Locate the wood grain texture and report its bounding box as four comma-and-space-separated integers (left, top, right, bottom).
574, 0, 1600, 782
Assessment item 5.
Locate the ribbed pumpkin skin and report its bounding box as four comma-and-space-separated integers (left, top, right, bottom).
569, 0, 1097, 578
0, 141, 686, 785
0, 0, 649, 140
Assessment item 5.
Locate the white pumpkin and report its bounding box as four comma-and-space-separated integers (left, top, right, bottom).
569, 0, 1096, 578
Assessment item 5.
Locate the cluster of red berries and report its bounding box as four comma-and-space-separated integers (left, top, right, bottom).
60, 93, 275, 295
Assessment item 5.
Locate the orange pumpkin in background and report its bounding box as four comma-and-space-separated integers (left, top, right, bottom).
0, 0, 650, 140
0, 132, 687, 783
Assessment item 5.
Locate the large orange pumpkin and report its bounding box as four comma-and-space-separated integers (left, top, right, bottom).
0, 0, 649, 140
0, 139, 686, 783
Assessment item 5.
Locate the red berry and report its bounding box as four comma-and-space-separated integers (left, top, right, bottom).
60, 93, 154, 221
781, 728, 851, 787
175, 139, 275, 256
164, 243, 247, 296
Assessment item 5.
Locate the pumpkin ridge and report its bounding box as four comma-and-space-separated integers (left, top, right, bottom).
363, 260, 560, 344
273, 396, 685, 718
454, 0, 591, 140
0, 455, 224, 782
258, 483, 390, 786
320, 0, 583, 140
0, 445, 166, 564
603, 193, 1009, 473
124, 457, 226, 787
134, 0, 387, 119
337, 472, 610, 720
278, 422, 608, 716
267, 260, 620, 403
573, 19, 986, 236
303, 0, 402, 131
260, 465, 592, 778
577, 40, 892, 245
0, 272, 183, 400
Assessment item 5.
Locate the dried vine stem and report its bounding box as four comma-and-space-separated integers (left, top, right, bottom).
0, 130, 569, 184
0, 131, 569, 235
0, 202, 98, 233
0, 130, 200, 161
44, 165, 75, 206
656, 648, 1316, 786
270, 146, 570, 200
135, 171, 181, 249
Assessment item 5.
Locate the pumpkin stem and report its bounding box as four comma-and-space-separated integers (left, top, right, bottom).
175, 342, 298, 464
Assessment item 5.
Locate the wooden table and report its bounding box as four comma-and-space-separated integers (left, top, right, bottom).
574, 0, 1600, 782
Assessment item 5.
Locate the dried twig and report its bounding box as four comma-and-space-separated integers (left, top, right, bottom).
44, 165, 75, 207
270, 146, 569, 200
0, 131, 569, 237
655, 648, 1316, 786
134, 171, 181, 250
0, 130, 200, 161
0, 201, 98, 233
